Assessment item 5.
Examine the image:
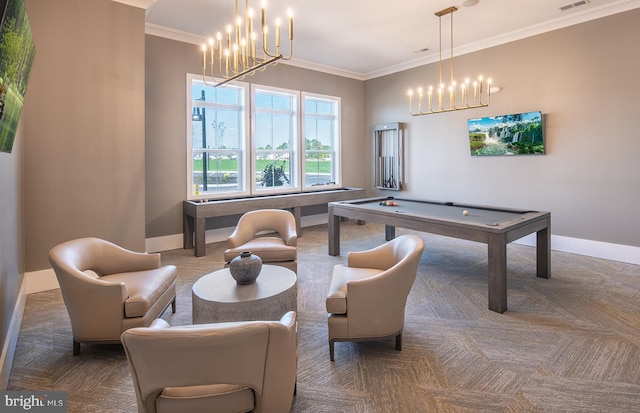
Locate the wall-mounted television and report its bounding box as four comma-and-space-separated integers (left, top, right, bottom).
468, 111, 544, 156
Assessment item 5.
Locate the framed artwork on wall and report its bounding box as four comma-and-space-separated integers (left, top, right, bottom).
468, 111, 544, 156
0, 0, 36, 154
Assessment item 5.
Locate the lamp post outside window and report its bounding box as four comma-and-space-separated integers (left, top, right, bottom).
192, 90, 208, 191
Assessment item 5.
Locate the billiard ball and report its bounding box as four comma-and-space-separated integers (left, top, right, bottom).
463, 210, 469, 216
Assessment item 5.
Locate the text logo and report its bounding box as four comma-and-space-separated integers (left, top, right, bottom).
0, 392, 67, 412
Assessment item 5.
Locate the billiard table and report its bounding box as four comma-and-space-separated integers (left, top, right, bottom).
328, 196, 551, 313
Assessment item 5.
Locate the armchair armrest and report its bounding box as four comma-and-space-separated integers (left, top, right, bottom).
54, 273, 129, 341
278, 310, 297, 328
94, 247, 161, 275
148, 318, 170, 329
227, 225, 253, 248
279, 225, 297, 247
344, 264, 414, 337
347, 241, 396, 270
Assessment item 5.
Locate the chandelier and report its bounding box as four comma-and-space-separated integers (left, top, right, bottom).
200, 0, 293, 87
407, 6, 493, 116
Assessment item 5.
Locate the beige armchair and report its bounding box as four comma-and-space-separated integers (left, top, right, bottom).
325, 234, 424, 361
224, 209, 297, 272
48, 237, 177, 356
121, 311, 298, 413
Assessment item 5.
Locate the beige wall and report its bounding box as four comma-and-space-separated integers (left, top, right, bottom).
144, 35, 366, 239
22, 0, 147, 271
364, 9, 640, 247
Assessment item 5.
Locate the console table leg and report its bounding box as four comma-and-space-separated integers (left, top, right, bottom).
292, 206, 302, 238
183, 215, 194, 250
195, 218, 206, 257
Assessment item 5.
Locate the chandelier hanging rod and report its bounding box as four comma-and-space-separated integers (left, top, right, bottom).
200, 0, 293, 88
407, 5, 493, 116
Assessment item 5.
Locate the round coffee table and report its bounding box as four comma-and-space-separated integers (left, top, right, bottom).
192, 265, 297, 324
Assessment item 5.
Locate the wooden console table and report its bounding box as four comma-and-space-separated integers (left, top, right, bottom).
183, 188, 364, 257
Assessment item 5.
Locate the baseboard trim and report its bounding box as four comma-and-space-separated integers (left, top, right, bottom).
514, 234, 640, 265
0, 280, 28, 389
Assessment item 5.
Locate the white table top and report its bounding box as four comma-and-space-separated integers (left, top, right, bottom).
192, 265, 297, 304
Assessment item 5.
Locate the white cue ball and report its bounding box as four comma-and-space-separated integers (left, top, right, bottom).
463, 210, 469, 216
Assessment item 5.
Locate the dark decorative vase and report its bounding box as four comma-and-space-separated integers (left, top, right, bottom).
229, 252, 263, 285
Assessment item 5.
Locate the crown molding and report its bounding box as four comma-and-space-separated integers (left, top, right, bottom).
281, 58, 365, 81
364, 0, 640, 80
144, 0, 640, 81
112, 0, 157, 10
145, 23, 203, 45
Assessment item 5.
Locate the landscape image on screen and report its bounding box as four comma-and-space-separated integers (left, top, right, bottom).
0, 0, 36, 153
468, 111, 544, 156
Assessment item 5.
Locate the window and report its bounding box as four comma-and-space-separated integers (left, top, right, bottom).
252, 85, 299, 193
302, 93, 341, 188
187, 75, 341, 200
188, 76, 249, 198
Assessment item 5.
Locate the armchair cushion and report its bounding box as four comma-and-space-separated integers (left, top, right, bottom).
102, 266, 177, 318
157, 384, 254, 413
224, 238, 297, 263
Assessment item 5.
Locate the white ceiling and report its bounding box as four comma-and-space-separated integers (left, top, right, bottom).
143, 0, 640, 79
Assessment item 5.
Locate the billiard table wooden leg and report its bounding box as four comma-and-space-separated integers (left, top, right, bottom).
328, 207, 340, 256
488, 233, 507, 313
536, 220, 551, 279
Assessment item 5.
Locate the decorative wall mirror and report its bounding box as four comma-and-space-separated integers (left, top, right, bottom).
374, 122, 404, 190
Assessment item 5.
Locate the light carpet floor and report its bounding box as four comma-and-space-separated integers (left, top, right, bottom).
8, 222, 640, 412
